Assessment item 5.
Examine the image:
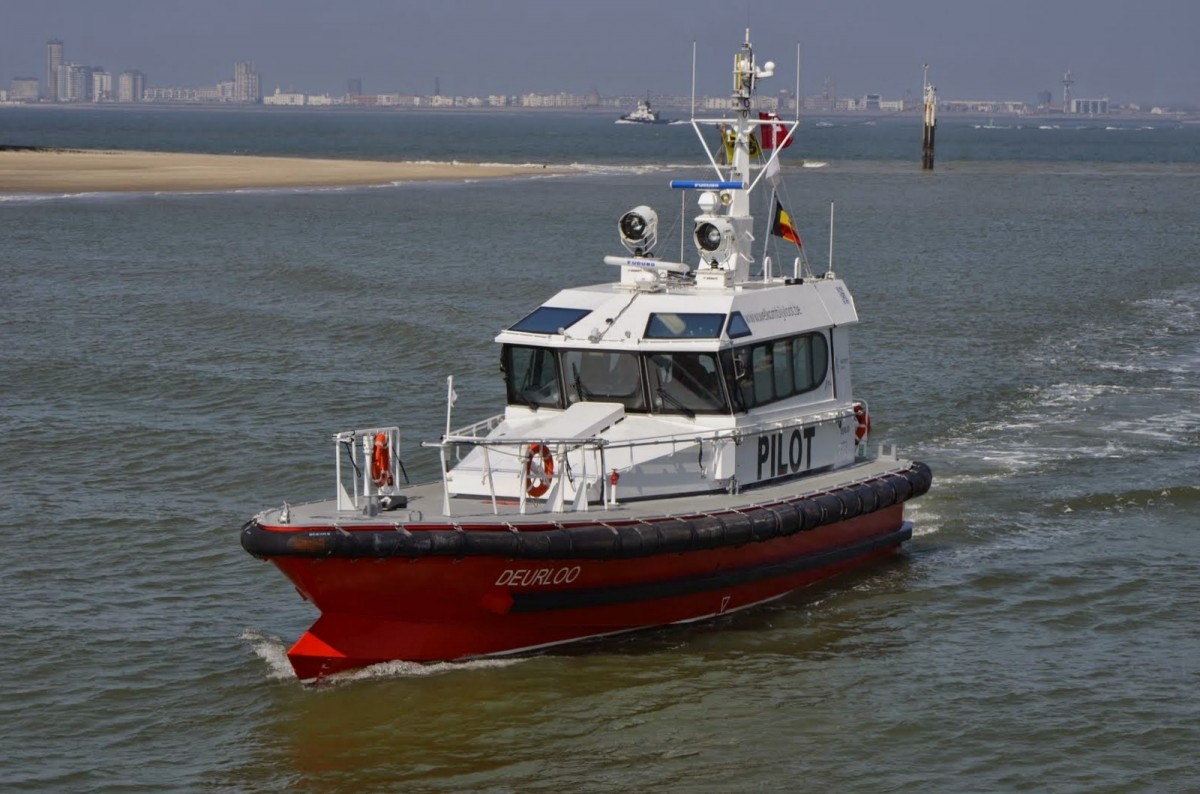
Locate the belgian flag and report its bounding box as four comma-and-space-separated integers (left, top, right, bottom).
771, 199, 802, 247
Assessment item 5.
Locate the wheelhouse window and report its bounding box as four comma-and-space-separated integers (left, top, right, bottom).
563, 350, 646, 411
646, 351, 729, 414
503, 345, 736, 416
726, 311, 752, 338
644, 312, 726, 339
509, 306, 591, 335
502, 345, 562, 409
728, 332, 829, 410
791, 334, 826, 394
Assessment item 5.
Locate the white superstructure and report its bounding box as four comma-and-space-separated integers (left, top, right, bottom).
426, 32, 873, 514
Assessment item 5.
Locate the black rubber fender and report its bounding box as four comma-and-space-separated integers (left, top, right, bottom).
837, 488, 864, 522
869, 477, 898, 509
688, 515, 730, 550
814, 492, 846, 524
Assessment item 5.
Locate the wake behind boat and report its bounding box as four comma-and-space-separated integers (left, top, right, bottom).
241, 30, 932, 683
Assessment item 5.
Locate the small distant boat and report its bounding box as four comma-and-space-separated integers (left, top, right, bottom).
617, 96, 673, 125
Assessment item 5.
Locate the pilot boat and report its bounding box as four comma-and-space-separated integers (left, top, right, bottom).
241, 32, 932, 683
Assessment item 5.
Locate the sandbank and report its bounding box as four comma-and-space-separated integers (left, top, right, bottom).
0, 148, 567, 193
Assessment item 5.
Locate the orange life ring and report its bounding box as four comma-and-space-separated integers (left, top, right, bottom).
371, 433, 393, 487
524, 443, 555, 498
852, 402, 871, 443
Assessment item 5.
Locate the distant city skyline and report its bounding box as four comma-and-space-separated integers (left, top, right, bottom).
10, 36, 1153, 117
1, 0, 1198, 107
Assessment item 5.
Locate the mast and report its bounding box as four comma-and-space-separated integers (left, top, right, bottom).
729, 30, 755, 214
690, 30, 775, 288
673, 30, 790, 289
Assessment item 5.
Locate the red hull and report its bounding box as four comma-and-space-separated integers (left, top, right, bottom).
267, 505, 908, 681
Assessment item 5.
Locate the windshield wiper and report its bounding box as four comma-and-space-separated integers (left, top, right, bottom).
513, 388, 540, 411
572, 364, 592, 401
656, 387, 696, 419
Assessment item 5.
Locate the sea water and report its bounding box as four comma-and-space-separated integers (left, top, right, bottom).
1, 108, 1198, 791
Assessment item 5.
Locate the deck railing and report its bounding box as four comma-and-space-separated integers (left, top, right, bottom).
333, 426, 402, 512
336, 405, 864, 518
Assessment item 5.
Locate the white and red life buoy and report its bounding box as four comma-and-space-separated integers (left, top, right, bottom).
371, 432, 393, 487
524, 443, 555, 498
852, 401, 871, 443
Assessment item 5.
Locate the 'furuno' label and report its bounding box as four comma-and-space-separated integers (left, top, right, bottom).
495, 566, 581, 587
756, 426, 816, 481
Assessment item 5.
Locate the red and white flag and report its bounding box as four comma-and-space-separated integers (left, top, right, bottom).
759, 112, 793, 150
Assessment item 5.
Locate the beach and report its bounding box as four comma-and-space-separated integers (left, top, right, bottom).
0, 148, 565, 193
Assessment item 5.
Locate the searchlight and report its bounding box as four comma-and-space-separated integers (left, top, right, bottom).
619, 206, 658, 256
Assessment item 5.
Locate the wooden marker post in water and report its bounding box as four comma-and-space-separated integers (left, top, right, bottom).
922, 64, 937, 170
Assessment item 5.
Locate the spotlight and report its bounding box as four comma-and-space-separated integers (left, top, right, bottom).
619, 206, 658, 255
696, 222, 723, 252
693, 216, 735, 265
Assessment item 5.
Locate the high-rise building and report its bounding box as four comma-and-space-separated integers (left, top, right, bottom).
233, 61, 260, 103
1069, 97, 1109, 115
92, 71, 113, 102
347, 78, 362, 97
117, 70, 146, 103
46, 39, 63, 101
60, 64, 97, 102
9, 77, 40, 101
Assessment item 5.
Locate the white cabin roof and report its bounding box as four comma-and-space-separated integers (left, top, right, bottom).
494, 277, 858, 349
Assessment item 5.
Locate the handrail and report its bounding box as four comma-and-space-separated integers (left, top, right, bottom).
422, 405, 856, 454
448, 413, 506, 440
334, 425, 402, 512
340, 405, 863, 518
428, 434, 611, 449
418, 405, 861, 517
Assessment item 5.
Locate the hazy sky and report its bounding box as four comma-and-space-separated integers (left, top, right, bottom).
3, 0, 1197, 105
